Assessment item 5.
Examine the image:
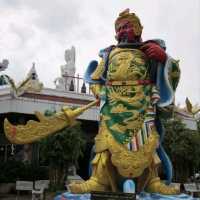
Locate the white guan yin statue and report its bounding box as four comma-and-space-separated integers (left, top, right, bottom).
55, 46, 76, 91
0, 59, 9, 72
0, 59, 9, 86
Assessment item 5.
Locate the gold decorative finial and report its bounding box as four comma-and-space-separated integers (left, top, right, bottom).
119, 8, 130, 16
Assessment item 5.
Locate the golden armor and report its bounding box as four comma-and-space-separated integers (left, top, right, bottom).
68, 47, 179, 194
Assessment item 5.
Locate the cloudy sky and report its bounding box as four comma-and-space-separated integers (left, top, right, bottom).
0, 0, 199, 105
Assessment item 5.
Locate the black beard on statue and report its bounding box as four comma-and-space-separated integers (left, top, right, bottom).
117, 41, 143, 49
117, 33, 143, 48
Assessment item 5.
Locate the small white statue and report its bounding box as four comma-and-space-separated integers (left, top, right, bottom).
0, 59, 9, 72
55, 46, 76, 91
0, 59, 9, 86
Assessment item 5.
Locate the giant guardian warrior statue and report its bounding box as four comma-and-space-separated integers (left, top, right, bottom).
4, 9, 181, 195
69, 9, 180, 195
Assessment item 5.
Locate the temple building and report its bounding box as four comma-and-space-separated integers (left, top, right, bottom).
0, 49, 99, 179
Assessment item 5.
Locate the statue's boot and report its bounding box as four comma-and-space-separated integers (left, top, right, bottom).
69, 151, 117, 194
146, 177, 179, 195
145, 161, 179, 195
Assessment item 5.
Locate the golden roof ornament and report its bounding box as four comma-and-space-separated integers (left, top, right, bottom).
5, 63, 43, 96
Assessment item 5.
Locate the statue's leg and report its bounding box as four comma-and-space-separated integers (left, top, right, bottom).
69, 150, 116, 193
145, 155, 179, 195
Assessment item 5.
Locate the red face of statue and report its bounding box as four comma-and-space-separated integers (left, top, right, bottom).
115, 19, 136, 43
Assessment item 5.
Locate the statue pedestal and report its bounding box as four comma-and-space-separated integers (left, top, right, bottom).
91, 191, 135, 200
54, 192, 195, 200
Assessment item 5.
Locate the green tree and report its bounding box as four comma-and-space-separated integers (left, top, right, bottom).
163, 118, 200, 182
39, 111, 86, 190
197, 119, 200, 133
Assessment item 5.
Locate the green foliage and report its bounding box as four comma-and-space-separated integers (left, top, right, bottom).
162, 118, 200, 182
197, 119, 200, 132
39, 122, 86, 168
0, 160, 48, 183
39, 110, 86, 190
44, 110, 56, 117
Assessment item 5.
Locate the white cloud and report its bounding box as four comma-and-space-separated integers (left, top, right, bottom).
0, 0, 199, 105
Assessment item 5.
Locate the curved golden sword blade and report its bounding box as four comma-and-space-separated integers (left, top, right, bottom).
4, 112, 70, 144
4, 100, 99, 144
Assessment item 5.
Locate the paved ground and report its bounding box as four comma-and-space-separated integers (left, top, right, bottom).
0, 194, 31, 200
0, 193, 56, 200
